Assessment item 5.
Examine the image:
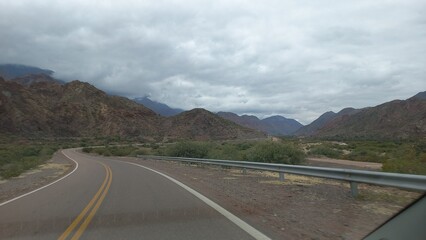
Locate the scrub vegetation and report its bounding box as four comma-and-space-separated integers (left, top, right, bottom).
303, 139, 426, 175
2, 136, 425, 180
84, 140, 306, 165
0, 144, 59, 179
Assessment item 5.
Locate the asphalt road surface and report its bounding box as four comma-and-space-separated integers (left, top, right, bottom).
0, 149, 269, 240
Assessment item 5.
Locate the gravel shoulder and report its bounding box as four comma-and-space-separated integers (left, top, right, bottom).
115, 156, 420, 240
0, 150, 74, 204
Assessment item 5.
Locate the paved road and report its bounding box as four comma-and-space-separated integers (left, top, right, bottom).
0, 149, 267, 240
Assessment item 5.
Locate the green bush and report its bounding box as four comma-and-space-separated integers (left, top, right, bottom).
308, 145, 342, 158
82, 147, 93, 153
0, 144, 59, 179
166, 142, 209, 158
383, 158, 426, 175
246, 141, 305, 165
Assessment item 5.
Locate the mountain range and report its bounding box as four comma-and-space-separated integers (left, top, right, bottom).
0, 76, 264, 140
133, 97, 184, 117
1, 64, 424, 140
296, 93, 426, 139
217, 112, 303, 136
0, 64, 54, 80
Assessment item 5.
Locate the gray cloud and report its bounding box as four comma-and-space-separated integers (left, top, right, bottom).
1, 0, 425, 124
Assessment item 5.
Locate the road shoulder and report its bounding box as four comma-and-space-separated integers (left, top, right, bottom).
0, 150, 74, 204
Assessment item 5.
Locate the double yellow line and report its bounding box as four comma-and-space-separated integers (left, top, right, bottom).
59, 163, 112, 240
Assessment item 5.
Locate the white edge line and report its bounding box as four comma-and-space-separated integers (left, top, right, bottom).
122, 161, 271, 240
0, 150, 79, 207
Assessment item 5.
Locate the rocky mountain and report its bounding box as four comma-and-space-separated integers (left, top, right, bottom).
0, 64, 54, 80
164, 109, 265, 140
217, 112, 303, 136
261, 116, 304, 135
410, 91, 426, 100
295, 108, 360, 136
0, 77, 263, 140
0, 77, 160, 138
133, 97, 184, 116
297, 93, 426, 139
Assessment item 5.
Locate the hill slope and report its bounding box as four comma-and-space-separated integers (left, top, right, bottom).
295, 108, 360, 136
0, 77, 161, 138
0, 77, 263, 140
164, 109, 265, 140
315, 96, 426, 139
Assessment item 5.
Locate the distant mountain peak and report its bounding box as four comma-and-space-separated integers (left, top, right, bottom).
217, 112, 303, 136
0, 64, 54, 80
8, 73, 64, 86
133, 96, 184, 117
409, 91, 426, 100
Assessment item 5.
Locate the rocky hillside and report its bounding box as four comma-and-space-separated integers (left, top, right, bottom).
217, 112, 303, 136
297, 92, 426, 139
164, 109, 265, 140
0, 77, 160, 138
295, 108, 360, 136
0, 77, 263, 140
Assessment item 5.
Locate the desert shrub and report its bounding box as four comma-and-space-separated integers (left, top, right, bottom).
82, 147, 93, 153
107, 146, 137, 156
246, 141, 305, 165
383, 158, 426, 175
130, 149, 148, 157
165, 142, 209, 158
0, 144, 59, 179
346, 149, 386, 162
308, 145, 342, 158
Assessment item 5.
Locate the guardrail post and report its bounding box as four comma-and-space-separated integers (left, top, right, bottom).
279, 172, 285, 182
350, 182, 358, 197
242, 168, 247, 175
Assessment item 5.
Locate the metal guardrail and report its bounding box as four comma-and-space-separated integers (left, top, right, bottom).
137, 155, 426, 197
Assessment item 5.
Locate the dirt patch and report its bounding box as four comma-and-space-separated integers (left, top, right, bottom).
117, 157, 421, 240
306, 157, 383, 171
0, 151, 74, 203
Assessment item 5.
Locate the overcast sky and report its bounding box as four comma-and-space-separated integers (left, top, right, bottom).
1, 0, 425, 124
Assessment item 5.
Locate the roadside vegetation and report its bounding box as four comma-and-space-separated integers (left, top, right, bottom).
85, 137, 425, 175
0, 144, 59, 179
83, 140, 306, 165
0, 136, 139, 180
2, 136, 425, 179
302, 139, 426, 175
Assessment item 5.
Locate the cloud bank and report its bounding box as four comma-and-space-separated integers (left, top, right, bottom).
1, 0, 425, 124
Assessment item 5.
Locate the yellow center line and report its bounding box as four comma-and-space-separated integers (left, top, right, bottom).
71, 165, 113, 240
58, 162, 112, 240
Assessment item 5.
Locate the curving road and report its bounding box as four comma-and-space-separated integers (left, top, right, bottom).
0, 149, 269, 240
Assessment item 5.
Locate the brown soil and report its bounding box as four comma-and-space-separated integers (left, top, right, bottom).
306, 157, 383, 171
117, 157, 421, 240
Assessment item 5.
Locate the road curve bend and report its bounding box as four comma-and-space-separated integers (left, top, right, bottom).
0, 149, 269, 240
